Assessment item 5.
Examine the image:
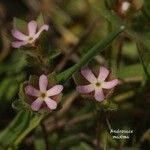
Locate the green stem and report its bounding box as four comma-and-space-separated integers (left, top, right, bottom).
96, 110, 101, 150
41, 122, 50, 150
95, 108, 104, 150
136, 43, 150, 79
14, 113, 45, 146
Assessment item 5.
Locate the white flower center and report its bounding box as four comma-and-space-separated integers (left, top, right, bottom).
40, 92, 47, 99
28, 37, 34, 43
95, 81, 101, 87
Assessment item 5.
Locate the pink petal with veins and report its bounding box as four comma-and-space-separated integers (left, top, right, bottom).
45, 97, 57, 110
77, 84, 94, 93
12, 41, 28, 48
98, 66, 109, 81
11, 29, 28, 41
28, 20, 37, 37
81, 67, 96, 83
102, 79, 119, 89
25, 85, 40, 97
94, 88, 105, 102
47, 85, 63, 96
31, 97, 43, 111
39, 74, 48, 92
33, 25, 49, 40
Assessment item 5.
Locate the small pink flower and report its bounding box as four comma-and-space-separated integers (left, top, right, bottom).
25, 74, 63, 111
12, 20, 49, 48
77, 66, 119, 102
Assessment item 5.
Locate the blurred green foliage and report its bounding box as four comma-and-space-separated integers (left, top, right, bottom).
0, 0, 150, 149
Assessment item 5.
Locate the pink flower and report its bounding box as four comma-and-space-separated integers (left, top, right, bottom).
77, 66, 119, 102
12, 20, 49, 48
25, 74, 63, 111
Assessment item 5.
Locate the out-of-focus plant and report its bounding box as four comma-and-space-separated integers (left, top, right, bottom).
0, 0, 149, 149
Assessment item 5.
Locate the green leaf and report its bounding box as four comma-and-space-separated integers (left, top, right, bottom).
36, 13, 45, 28
0, 78, 13, 99
48, 72, 57, 85
13, 18, 27, 33
56, 26, 124, 83
0, 74, 26, 101
0, 111, 31, 149
49, 49, 61, 60
14, 113, 45, 146
117, 64, 145, 79
38, 31, 50, 56
137, 43, 150, 79
12, 100, 31, 111
0, 50, 27, 74
103, 101, 118, 111
5, 84, 18, 100
28, 75, 39, 86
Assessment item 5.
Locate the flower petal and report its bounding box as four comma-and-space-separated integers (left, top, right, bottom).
28, 20, 37, 37
47, 85, 63, 96
31, 97, 43, 111
76, 84, 94, 93
12, 41, 28, 48
33, 25, 49, 40
98, 66, 110, 82
11, 29, 28, 41
39, 74, 48, 92
102, 79, 119, 89
81, 67, 97, 83
45, 97, 57, 110
25, 85, 40, 97
94, 89, 105, 102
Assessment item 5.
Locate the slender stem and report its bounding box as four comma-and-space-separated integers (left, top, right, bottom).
36, 55, 49, 74
107, 21, 113, 68
41, 122, 50, 150
116, 38, 124, 69
136, 43, 150, 79
95, 109, 104, 150
96, 116, 101, 150
35, 46, 49, 74
105, 113, 112, 131
104, 134, 108, 150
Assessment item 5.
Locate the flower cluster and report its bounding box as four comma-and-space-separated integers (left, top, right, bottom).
23, 66, 118, 111
12, 19, 119, 112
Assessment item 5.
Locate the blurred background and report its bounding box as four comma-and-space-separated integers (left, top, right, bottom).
0, 0, 150, 149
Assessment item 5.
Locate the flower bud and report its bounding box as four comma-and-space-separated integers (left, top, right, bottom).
113, 0, 143, 19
